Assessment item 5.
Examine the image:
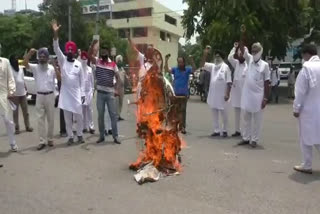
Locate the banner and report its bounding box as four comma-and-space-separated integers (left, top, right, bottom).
80, 0, 111, 14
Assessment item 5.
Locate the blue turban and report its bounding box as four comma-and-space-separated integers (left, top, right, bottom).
38, 47, 49, 58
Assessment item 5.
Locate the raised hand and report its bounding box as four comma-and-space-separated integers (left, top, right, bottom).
29, 48, 37, 55
204, 45, 211, 55
165, 54, 171, 61
51, 19, 61, 33
240, 24, 246, 33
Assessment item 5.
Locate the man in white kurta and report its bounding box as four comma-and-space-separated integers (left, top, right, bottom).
239, 43, 270, 148
202, 49, 232, 137
80, 51, 95, 134
52, 20, 85, 145
228, 43, 248, 137
293, 44, 320, 174
24, 48, 60, 150
0, 57, 18, 152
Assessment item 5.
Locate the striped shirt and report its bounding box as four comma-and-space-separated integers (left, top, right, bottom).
95, 58, 118, 93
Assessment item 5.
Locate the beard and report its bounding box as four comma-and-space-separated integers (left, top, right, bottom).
67, 53, 74, 62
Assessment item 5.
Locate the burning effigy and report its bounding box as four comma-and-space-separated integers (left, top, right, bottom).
128, 49, 184, 184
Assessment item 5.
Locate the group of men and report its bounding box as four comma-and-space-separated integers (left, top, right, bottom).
0, 20, 126, 155
1, 19, 320, 174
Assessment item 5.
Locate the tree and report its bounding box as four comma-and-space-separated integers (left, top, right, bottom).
0, 15, 34, 57
182, 0, 320, 59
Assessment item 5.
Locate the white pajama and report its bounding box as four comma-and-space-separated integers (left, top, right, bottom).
82, 105, 94, 130
300, 143, 320, 169
211, 108, 228, 133
1, 114, 16, 147
64, 110, 83, 138
242, 110, 263, 142
36, 93, 55, 144
234, 107, 241, 133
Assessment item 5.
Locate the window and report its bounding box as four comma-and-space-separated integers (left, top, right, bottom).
133, 28, 148, 38
167, 33, 172, 42
165, 14, 177, 26
113, 8, 152, 19
118, 28, 130, 38
160, 31, 166, 41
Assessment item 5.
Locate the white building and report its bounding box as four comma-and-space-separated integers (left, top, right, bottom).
81, 0, 184, 66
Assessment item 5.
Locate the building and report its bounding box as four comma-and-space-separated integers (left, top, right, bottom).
4, 9, 16, 16
81, 0, 184, 66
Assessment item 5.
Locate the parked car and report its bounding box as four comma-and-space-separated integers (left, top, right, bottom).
274, 62, 302, 79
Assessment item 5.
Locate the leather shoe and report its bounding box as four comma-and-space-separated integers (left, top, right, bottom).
237, 140, 250, 146
37, 144, 46, 151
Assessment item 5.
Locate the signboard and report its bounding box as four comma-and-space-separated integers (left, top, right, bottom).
80, 0, 111, 14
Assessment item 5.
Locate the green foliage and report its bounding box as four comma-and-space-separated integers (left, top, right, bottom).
0, 0, 128, 61
182, 0, 320, 59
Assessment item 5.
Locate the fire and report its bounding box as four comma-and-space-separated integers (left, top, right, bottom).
129, 52, 183, 173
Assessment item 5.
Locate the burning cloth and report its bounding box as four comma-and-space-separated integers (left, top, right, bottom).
129, 49, 184, 182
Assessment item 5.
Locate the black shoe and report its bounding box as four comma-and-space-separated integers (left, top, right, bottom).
89, 129, 95, 134
77, 136, 85, 144
114, 137, 121, 144
26, 127, 34, 132
211, 132, 220, 137
67, 138, 74, 146
37, 143, 46, 151
83, 129, 88, 133
250, 141, 257, 148
222, 132, 228, 138
232, 132, 241, 137
237, 140, 250, 146
96, 138, 105, 144
0, 164, 3, 168
60, 133, 67, 138
118, 117, 124, 121
108, 129, 113, 135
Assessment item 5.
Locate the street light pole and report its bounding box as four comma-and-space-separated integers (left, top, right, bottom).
68, 0, 72, 41
95, 0, 100, 35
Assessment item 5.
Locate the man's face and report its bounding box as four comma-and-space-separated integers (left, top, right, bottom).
38, 53, 48, 64
67, 48, 75, 59
100, 49, 109, 61
251, 46, 260, 55
215, 54, 223, 64
302, 53, 312, 62
177, 58, 185, 69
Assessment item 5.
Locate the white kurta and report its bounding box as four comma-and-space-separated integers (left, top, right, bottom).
228, 48, 248, 108
294, 55, 320, 146
54, 40, 84, 115
241, 49, 270, 113
82, 65, 94, 106
205, 62, 232, 110
0, 58, 16, 116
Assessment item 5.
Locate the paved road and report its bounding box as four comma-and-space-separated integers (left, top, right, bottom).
0, 95, 319, 214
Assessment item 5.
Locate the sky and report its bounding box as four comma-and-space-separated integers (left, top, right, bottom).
0, 0, 194, 44
0, 0, 187, 13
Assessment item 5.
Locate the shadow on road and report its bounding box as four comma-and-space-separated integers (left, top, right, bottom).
288, 171, 320, 184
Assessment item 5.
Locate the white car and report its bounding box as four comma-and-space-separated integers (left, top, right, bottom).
21, 66, 59, 101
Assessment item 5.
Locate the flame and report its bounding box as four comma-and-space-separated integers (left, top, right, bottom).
130, 63, 183, 172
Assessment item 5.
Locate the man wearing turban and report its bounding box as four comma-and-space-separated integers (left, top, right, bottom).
52, 20, 86, 146
23, 47, 61, 150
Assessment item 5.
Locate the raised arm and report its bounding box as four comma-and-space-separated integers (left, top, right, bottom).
189, 55, 196, 73
51, 20, 65, 66
200, 45, 211, 69
228, 45, 238, 68
164, 54, 171, 73
88, 40, 99, 65
23, 48, 37, 69
127, 30, 139, 55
